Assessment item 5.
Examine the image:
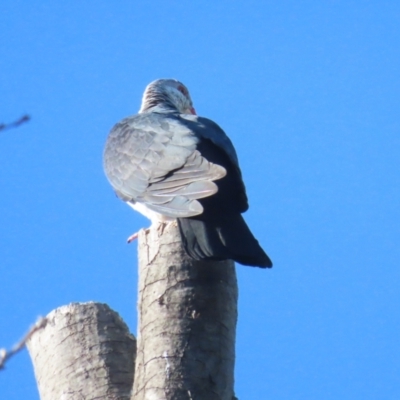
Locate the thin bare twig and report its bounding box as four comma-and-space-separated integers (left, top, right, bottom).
0, 316, 47, 370
0, 114, 31, 131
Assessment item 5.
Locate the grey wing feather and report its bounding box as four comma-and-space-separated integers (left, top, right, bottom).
103, 113, 226, 218
138, 195, 204, 217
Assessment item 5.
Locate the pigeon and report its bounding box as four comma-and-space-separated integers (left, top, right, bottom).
103, 79, 272, 268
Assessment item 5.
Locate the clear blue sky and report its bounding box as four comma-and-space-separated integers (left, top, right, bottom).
1, 1, 399, 399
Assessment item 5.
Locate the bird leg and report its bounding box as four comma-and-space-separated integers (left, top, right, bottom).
127, 227, 150, 243
127, 232, 139, 243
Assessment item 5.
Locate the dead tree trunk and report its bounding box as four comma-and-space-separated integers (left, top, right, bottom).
25, 225, 238, 399
132, 224, 238, 400
27, 302, 136, 400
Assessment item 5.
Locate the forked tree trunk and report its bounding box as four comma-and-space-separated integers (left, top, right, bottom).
27, 224, 238, 400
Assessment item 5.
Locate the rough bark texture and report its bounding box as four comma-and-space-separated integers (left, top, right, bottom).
132, 224, 238, 400
27, 302, 136, 400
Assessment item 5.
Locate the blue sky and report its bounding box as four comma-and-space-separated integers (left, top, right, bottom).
1, 1, 400, 399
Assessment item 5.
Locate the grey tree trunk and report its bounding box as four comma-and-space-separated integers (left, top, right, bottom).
132, 224, 238, 400
26, 225, 238, 400
27, 302, 136, 400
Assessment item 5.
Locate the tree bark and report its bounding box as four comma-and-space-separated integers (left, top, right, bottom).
132, 224, 238, 400
26, 224, 238, 399
27, 302, 136, 400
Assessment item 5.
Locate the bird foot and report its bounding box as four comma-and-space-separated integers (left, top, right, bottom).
127, 232, 139, 243
127, 227, 150, 243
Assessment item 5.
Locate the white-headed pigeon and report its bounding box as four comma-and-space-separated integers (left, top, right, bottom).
103, 79, 272, 268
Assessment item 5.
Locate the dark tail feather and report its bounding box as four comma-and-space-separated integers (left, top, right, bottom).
177, 215, 272, 268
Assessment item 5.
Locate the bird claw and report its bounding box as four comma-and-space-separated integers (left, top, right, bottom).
127, 232, 139, 243
127, 227, 150, 243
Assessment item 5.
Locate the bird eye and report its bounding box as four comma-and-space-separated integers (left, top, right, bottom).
178, 85, 188, 96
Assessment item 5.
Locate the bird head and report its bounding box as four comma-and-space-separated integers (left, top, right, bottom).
139, 79, 196, 115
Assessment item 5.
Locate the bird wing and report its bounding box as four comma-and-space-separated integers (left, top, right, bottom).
103, 113, 227, 218
175, 115, 271, 267
179, 114, 249, 213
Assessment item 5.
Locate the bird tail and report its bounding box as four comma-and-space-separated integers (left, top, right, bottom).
177, 215, 272, 268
